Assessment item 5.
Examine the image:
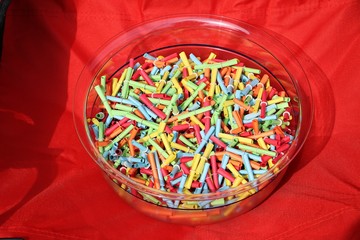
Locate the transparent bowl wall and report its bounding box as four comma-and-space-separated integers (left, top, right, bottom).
73, 15, 313, 225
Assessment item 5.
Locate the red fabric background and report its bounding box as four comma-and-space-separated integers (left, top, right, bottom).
1, 0, 359, 239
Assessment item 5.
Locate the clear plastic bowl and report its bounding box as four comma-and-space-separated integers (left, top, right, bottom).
73, 15, 313, 225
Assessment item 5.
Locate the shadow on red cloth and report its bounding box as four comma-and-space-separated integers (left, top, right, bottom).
0, 0, 76, 226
